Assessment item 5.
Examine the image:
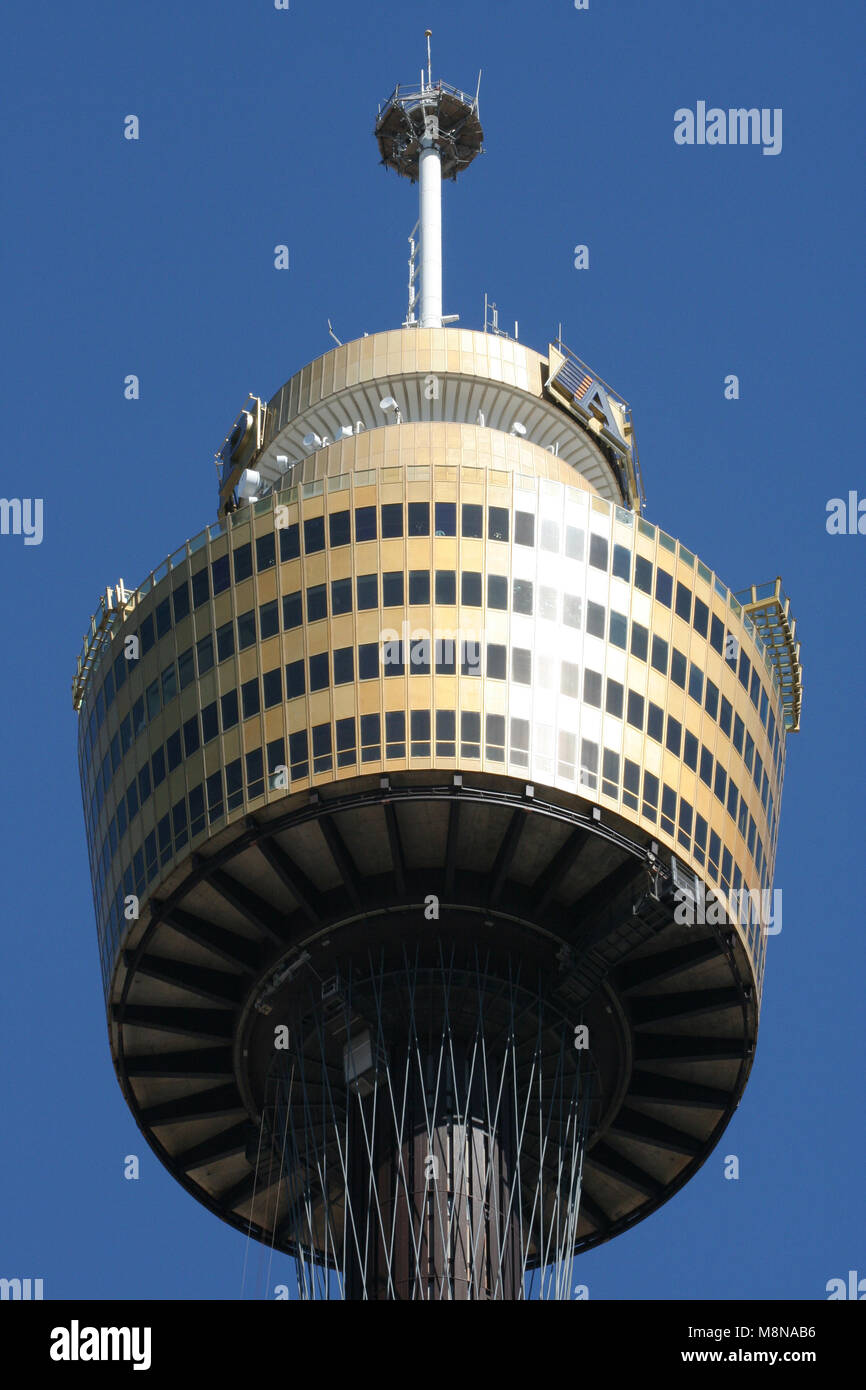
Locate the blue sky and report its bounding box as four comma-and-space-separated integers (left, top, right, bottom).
1, 0, 863, 1299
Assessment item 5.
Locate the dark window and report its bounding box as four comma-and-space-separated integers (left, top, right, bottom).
719, 696, 732, 737
488, 506, 509, 542
700, 745, 714, 786
487, 574, 508, 609
386, 710, 405, 759
710, 613, 725, 654
126, 779, 139, 820
183, 715, 200, 758
434, 502, 456, 536
358, 643, 379, 680
172, 579, 190, 624
383, 571, 403, 606
283, 590, 303, 627
207, 772, 223, 822
732, 713, 745, 754
330, 578, 351, 616
408, 502, 430, 536
237, 610, 256, 649
588, 533, 608, 570
334, 647, 354, 685
279, 523, 300, 561
623, 759, 640, 809
220, 689, 239, 730
304, 516, 325, 554
738, 649, 751, 690
307, 584, 327, 623
409, 636, 431, 675
166, 730, 182, 771
630, 622, 648, 661
263, 667, 282, 707
602, 748, 620, 797
360, 714, 381, 761
212, 556, 230, 594
647, 702, 664, 741
612, 544, 631, 581
651, 634, 668, 674
289, 730, 308, 778
329, 510, 350, 547
666, 715, 682, 757
635, 555, 653, 594
750, 668, 761, 709
670, 647, 687, 688
583, 669, 602, 707
178, 648, 195, 690
233, 542, 253, 582
381, 503, 403, 538
355, 506, 377, 542
192, 566, 210, 608
486, 644, 507, 680
256, 532, 276, 572
727, 778, 739, 819
704, 677, 719, 719
692, 596, 709, 638
357, 573, 378, 610
217, 620, 235, 662
196, 633, 214, 675
384, 638, 405, 675
461, 571, 482, 606
655, 568, 673, 607
436, 709, 456, 756
675, 582, 691, 622
462, 503, 483, 538
409, 570, 430, 604
586, 601, 605, 638
688, 662, 704, 704
336, 717, 356, 768
138, 763, 151, 804
627, 690, 645, 730
246, 747, 265, 798
435, 638, 456, 674
461, 640, 481, 676
514, 511, 535, 547
113, 651, 127, 693
410, 710, 430, 757
155, 597, 172, 638
714, 762, 727, 802
309, 653, 329, 692
151, 746, 166, 787
435, 570, 456, 604
139, 614, 155, 655
259, 599, 279, 640
513, 578, 533, 615
486, 713, 506, 760
285, 660, 305, 698
461, 710, 481, 758
225, 758, 243, 811
683, 730, 699, 770
609, 610, 628, 648
312, 722, 332, 773
642, 770, 659, 820
605, 678, 624, 717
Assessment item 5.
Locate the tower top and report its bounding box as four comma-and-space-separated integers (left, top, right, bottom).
374, 33, 483, 183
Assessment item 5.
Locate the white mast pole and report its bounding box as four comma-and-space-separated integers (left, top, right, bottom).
419, 30, 443, 329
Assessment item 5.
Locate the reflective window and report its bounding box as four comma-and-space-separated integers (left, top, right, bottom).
279, 523, 300, 561
306, 585, 327, 623
635, 555, 653, 595
514, 511, 534, 546
285, 660, 305, 698
308, 654, 329, 692
630, 622, 648, 661
586, 601, 605, 638
609, 610, 628, 649
435, 570, 456, 604
692, 596, 709, 638
488, 506, 509, 542
386, 711, 405, 759
283, 591, 303, 627
583, 669, 602, 707
333, 647, 354, 685
655, 568, 673, 607
256, 532, 276, 572
356, 574, 378, 610
329, 510, 351, 547
605, 678, 624, 717
381, 503, 403, 538
259, 599, 279, 640
263, 668, 282, 707
233, 543, 253, 583
172, 580, 190, 624
462, 504, 483, 538
487, 644, 507, 680
355, 506, 377, 543
589, 533, 608, 571
330, 579, 351, 616
196, 634, 214, 675
435, 502, 456, 536
304, 516, 325, 554
487, 574, 508, 610
627, 690, 644, 730
409, 570, 430, 604
383, 571, 404, 606
461, 571, 482, 606
563, 594, 582, 629
220, 689, 239, 730
647, 702, 664, 741
565, 525, 584, 561
704, 678, 719, 719
408, 502, 430, 536
211, 557, 230, 597
612, 544, 631, 581
237, 610, 257, 649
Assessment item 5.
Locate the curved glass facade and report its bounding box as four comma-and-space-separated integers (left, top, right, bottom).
77, 423, 786, 999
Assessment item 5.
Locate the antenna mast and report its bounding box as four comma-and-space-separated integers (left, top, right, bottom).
374, 32, 484, 330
